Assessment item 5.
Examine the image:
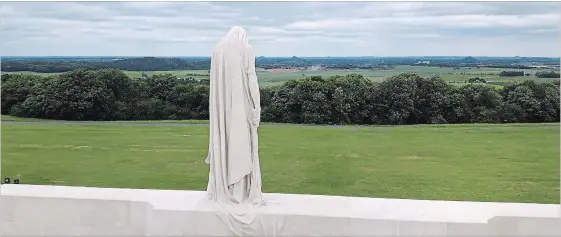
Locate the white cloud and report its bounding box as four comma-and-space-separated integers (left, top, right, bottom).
284, 14, 559, 31
398, 33, 442, 39
0, 2, 558, 57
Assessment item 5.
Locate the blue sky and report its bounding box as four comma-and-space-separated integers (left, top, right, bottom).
0, 1, 559, 57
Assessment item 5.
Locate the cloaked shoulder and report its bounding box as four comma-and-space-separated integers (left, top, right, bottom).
213, 41, 226, 52
245, 44, 254, 56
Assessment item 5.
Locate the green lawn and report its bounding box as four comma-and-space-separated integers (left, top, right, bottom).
0, 114, 207, 124
1, 122, 559, 204
0, 115, 53, 122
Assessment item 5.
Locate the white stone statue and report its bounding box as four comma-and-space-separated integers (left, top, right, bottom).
204, 26, 282, 236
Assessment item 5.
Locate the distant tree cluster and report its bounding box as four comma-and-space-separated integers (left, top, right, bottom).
2, 70, 559, 125
488, 65, 533, 69
468, 77, 487, 83
1, 57, 211, 73
535, 71, 560, 78
499, 71, 525, 77
1, 70, 209, 120
262, 73, 559, 124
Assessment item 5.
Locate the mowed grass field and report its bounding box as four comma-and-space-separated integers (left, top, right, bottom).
4, 66, 557, 88
1, 122, 559, 204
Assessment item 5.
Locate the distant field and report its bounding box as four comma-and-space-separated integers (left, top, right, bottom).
256, 66, 557, 87
2, 65, 558, 88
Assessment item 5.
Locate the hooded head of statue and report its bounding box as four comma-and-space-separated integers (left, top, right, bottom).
216, 26, 249, 51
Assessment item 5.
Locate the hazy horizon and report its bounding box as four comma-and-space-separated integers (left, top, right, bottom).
2, 56, 560, 59
1, 2, 559, 57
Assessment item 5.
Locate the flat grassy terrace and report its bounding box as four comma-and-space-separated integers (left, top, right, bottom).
1, 122, 559, 204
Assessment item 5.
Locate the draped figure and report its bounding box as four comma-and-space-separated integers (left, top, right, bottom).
204, 26, 282, 236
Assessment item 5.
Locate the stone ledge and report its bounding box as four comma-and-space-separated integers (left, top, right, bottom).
1, 184, 559, 236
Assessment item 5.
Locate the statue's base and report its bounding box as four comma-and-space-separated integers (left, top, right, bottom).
1, 184, 559, 236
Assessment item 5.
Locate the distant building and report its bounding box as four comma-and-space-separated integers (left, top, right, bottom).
307, 66, 322, 71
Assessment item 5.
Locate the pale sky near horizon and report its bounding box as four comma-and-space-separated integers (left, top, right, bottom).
0, 1, 559, 57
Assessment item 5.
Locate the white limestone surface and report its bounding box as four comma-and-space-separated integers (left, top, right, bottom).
1, 184, 559, 236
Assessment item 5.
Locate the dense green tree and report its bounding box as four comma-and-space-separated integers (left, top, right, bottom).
260, 86, 286, 123
454, 84, 503, 123
535, 71, 560, 78
373, 75, 415, 125
24, 69, 115, 120
468, 77, 487, 83
501, 81, 560, 122
328, 74, 376, 124
169, 83, 209, 120
3, 69, 559, 125
374, 73, 453, 125
499, 71, 525, 77
94, 69, 137, 120
145, 73, 179, 101
1, 74, 43, 116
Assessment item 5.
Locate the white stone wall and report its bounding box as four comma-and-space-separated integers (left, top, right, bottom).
1, 184, 559, 237
1, 195, 152, 236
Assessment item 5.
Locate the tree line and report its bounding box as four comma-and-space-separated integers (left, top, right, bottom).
535, 71, 560, 78
499, 71, 526, 77
1, 57, 211, 73
1, 69, 559, 124
499, 70, 561, 78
